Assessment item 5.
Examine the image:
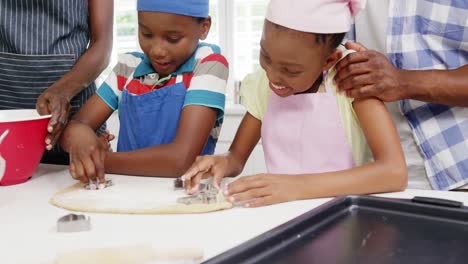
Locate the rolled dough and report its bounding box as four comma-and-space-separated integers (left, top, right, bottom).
50, 176, 232, 214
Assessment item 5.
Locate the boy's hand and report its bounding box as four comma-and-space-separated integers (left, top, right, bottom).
182, 155, 228, 194
97, 129, 115, 152
225, 174, 301, 208
36, 87, 71, 150
68, 125, 107, 184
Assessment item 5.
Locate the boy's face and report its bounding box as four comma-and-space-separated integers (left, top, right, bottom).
138, 12, 211, 76
259, 20, 336, 97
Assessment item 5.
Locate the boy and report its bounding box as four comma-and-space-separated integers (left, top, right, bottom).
61, 0, 229, 186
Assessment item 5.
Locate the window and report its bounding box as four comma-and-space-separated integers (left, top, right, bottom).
232, 0, 267, 80
114, 0, 138, 55
108, 0, 269, 105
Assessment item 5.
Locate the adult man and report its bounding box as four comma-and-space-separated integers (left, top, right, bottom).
335, 0, 468, 190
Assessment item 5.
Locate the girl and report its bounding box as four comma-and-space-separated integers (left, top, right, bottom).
182, 0, 407, 207
61, 0, 229, 185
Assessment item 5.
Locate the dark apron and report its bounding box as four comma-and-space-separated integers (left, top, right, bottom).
118, 80, 215, 155
0, 0, 103, 165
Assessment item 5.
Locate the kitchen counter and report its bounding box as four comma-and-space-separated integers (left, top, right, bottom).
1, 164, 468, 264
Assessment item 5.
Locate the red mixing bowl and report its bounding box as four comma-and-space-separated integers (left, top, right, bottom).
0, 109, 51, 186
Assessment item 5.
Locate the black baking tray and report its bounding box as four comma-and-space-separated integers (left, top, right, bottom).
204, 195, 468, 264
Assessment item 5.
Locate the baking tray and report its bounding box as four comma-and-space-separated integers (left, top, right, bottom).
204, 195, 468, 264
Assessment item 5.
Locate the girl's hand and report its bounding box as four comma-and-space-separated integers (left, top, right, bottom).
181, 155, 228, 194
36, 87, 71, 150
68, 125, 107, 184
225, 174, 301, 208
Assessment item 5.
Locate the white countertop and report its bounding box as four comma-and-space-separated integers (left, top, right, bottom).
1, 164, 468, 264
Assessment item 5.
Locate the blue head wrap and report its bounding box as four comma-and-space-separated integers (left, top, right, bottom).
137, 0, 209, 18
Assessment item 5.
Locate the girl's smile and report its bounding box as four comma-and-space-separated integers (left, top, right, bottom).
269, 82, 293, 97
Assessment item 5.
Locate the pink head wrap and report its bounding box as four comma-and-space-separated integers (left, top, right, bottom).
265, 0, 366, 33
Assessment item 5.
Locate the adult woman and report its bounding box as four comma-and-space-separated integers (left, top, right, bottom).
0, 0, 113, 164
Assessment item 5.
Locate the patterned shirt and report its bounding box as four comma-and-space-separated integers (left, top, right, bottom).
388, 0, 468, 190
350, 0, 468, 190
97, 42, 229, 144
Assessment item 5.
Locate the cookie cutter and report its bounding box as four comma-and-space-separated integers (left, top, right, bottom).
176, 182, 222, 205
173, 177, 209, 191
57, 213, 91, 233
84, 179, 114, 190
174, 177, 184, 190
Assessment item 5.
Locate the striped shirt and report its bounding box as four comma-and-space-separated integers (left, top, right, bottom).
97, 42, 229, 141
0, 0, 89, 58
0, 0, 99, 164
0, 0, 94, 110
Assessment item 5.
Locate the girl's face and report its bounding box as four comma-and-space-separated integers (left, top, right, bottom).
260, 20, 340, 97
138, 12, 211, 76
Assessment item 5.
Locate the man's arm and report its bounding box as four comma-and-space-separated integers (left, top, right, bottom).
399, 65, 468, 106
334, 42, 468, 107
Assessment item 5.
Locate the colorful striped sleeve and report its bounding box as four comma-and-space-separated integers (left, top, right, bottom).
183, 44, 229, 120
96, 53, 142, 110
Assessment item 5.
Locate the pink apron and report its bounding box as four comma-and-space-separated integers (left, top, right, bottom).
261, 72, 355, 174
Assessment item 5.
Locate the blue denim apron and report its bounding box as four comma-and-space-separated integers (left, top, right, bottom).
117, 79, 215, 155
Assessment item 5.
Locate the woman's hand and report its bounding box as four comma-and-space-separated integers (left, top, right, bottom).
36, 87, 71, 150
